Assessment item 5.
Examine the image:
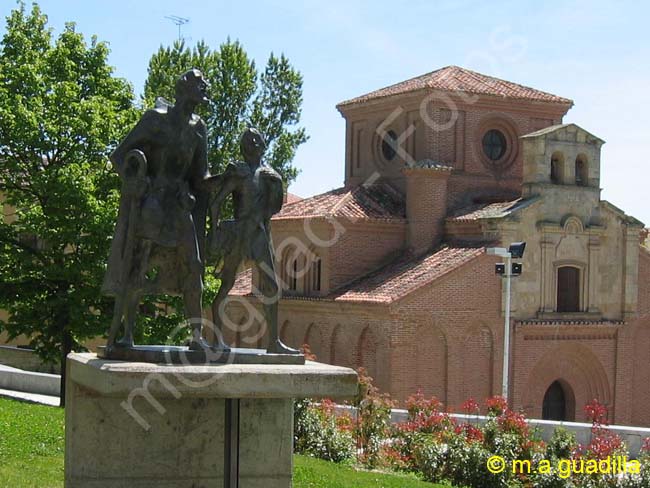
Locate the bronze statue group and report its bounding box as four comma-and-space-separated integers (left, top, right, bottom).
102, 69, 298, 355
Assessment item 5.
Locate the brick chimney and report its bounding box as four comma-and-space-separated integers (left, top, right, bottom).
402, 161, 452, 255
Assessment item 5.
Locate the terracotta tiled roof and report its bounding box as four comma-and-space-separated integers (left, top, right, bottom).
337, 66, 573, 108
330, 245, 485, 304
273, 184, 406, 222
228, 245, 485, 303
230, 268, 253, 296
285, 192, 302, 204
447, 199, 525, 221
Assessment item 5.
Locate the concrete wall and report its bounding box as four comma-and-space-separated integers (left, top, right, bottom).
0, 364, 60, 396
0, 345, 59, 373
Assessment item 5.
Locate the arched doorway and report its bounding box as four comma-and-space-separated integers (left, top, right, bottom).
542, 380, 575, 421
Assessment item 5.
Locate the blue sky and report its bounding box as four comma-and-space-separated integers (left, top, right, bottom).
2, 0, 649, 225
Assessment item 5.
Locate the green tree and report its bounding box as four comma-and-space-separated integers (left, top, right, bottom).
143, 39, 308, 185
0, 2, 138, 405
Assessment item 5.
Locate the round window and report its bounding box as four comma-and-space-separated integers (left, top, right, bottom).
482, 129, 507, 161
381, 130, 398, 161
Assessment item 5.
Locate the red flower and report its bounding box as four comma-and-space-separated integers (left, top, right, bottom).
497, 409, 529, 436
584, 399, 608, 426
457, 423, 484, 442
462, 398, 480, 415
486, 396, 508, 416
336, 412, 354, 432
319, 398, 336, 416
586, 427, 623, 459
405, 390, 443, 420
642, 437, 650, 454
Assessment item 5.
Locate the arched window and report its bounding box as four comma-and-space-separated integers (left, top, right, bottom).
550, 151, 564, 184
381, 130, 398, 161
542, 381, 567, 421
279, 246, 301, 293
310, 257, 322, 292
557, 266, 580, 312
575, 154, 588, 186
289, 258, 298, 291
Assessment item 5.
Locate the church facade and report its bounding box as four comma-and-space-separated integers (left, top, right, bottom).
225, 66, 650, 426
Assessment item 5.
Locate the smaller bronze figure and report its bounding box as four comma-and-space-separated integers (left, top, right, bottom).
206, 128, 299, 354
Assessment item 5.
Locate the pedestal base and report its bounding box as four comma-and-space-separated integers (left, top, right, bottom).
97, 345, 305, 365
64, 353, 357, 488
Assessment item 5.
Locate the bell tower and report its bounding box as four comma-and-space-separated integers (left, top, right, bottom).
520, 123, 604, 198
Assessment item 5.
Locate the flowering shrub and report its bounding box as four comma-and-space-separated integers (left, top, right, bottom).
412, 434, 451, 483
584, 428, 624, 461
401, 389, 456, 438
581, 400, 625, 460
294, 372, 641, 487
406, 389, 444, 420
462, 397, 480, 415
335, 409, 354, 433
497, 409, 529, 436
483, 398, 538, 460
546, 427, 578, 460
455, 422, 484, 443
354, 367, 394, 468
391, 390, 458, 474
621, 439, 650, 487
486, 395, 508, 416
584, 398, 609, 425
293, 397, 355, 463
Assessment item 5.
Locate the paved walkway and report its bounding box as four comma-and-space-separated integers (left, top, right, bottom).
0, 363, 21, 372
0, 387, 60, 406
0, 364, 60, 406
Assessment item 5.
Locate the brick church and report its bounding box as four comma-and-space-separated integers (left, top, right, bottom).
225, 66, 650, 426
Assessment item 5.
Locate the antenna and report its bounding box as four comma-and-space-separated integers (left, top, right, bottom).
165, 15, 190, 42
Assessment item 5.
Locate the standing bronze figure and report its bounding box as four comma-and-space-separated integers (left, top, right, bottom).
102, 69, 212, 351
206, 128, 299, 354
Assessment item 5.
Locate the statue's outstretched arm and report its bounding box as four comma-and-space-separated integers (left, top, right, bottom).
209, 175, 236, 223
206, 162, 241, 213
198, 174, 224, 193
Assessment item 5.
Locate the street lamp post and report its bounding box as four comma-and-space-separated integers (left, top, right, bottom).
487, 242, 525, 401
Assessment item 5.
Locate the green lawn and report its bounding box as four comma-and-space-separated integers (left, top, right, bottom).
0, 396, 443, 487
0, 397, 65, 488
294, 456, 443, 487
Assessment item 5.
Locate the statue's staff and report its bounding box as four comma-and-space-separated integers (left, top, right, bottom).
106, 149, 148, 347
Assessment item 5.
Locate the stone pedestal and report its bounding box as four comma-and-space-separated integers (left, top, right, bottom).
64, 352, 357, 488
